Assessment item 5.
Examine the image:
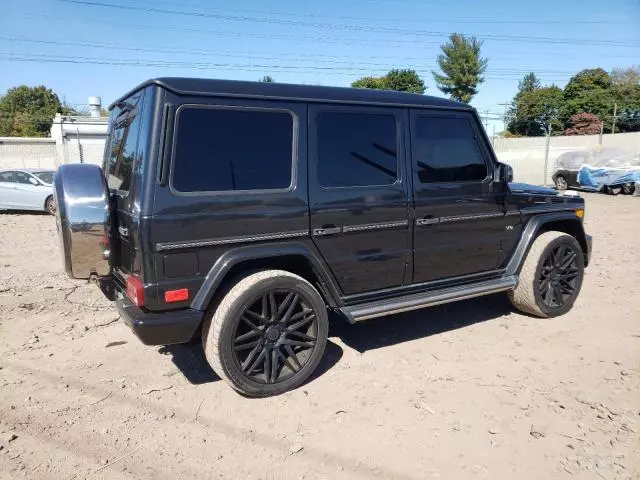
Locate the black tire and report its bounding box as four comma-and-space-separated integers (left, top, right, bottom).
605, 186, 622, 195
201, 270, 329, 397
508, 231, 584, 318
622, 184, 635, 195
45, 195, 56, 215
554, 175, 568, 190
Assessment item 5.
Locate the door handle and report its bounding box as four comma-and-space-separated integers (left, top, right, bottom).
118, 226, 129, 237
416, 216, 439, 226
312, 225, 341, 236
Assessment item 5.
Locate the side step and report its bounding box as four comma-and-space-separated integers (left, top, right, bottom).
341, 276, 517, 323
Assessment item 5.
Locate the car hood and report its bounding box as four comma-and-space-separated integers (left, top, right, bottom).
509, 182, 558, 195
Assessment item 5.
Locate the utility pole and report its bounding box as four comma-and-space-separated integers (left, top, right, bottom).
483, 109, 489, 131
611, 103, 617, 134
599, 121, 604, 147
543, 123, 552, 187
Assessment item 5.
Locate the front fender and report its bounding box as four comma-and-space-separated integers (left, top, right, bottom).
505, 212, 590, 275
190, 241, 342, 311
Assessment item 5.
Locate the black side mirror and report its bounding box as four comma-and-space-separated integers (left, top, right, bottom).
497, 163, 513, 183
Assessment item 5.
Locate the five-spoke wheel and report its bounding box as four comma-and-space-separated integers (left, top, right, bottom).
202, 270, 328, 397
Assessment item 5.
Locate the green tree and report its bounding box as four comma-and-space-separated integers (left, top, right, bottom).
0, 85, 68, 137
561, 68, 615, 123
610, 66, 640, 133
509, 86, 563, 136
351, 76, 387, 90
259, 75, 275, 83
351, 69, 425, 94
518, 72, 541, 94
432, 33, 488, 103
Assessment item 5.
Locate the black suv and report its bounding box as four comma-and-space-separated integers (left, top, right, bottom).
54, 78, 592, 397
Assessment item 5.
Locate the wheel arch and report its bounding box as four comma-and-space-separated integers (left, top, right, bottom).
191, 242, 343, 311
506, 212, 590, 276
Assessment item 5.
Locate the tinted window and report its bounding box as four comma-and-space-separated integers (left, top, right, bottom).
105, 91, 144, 192
172, 107, 293, 192
14, 172, 34, 184
33, 171, 54, 184
0, 172, 15, 182
317, 112, 397, 187
413, 115, 487, 183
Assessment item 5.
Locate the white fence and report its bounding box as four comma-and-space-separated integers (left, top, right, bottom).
493, 131, 640, 185
0, 136, 106, 170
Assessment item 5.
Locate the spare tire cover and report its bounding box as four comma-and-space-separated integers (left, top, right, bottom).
54, 163, 110, 279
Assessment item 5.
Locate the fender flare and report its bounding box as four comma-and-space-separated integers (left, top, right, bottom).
190, 241, 343, 311
505, 212, 590, 276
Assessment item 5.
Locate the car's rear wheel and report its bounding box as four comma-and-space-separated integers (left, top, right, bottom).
605, 186, 622, 195
45, 195, 56, 215
554, 175, 568, 190
509, 231, 584, 318
622, 184, 635, 195
202, 270, 329, 397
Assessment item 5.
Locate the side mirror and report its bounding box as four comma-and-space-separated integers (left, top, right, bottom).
29, 177, 39, 186
498, 163, 513, 183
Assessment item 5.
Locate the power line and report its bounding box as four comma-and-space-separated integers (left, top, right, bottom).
0, 53, 577, 82
56, 0, 640, 47
116, 0, 637, 25
10, 12, 640, 56
0, 37, 579, 77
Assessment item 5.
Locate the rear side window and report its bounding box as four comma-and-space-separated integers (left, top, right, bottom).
172, 107, 294, 193
105, 90, 144, 192
316, 112, 397, 188
413, 115, 488, 183
0, 171, 15, 182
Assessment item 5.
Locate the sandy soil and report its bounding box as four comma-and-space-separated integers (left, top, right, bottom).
0, 193, 639, 480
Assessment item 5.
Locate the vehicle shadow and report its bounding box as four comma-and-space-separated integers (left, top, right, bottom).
330, 293, 513, 353
157, 339, 343, 386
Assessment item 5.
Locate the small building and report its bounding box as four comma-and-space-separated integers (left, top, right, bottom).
0, 96, 109, 170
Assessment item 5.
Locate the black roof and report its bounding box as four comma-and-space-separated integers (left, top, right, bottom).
110, 77, 471, 111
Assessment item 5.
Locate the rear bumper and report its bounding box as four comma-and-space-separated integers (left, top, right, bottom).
116, 296, 203, 346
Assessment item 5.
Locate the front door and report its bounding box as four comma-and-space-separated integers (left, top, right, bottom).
308, 105, 410, 295
409, 109, 507, 283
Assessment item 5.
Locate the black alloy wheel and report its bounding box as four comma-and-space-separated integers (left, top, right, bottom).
538, 244, 580, 309
232, 290, 319, 385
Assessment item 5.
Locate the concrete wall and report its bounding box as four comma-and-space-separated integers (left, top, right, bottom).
0, 115, 108, 170
493, 131, 640, 185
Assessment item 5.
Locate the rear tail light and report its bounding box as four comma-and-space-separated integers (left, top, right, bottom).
126, 275, 144, 307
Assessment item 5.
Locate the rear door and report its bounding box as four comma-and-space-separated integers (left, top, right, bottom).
409, 109, 508, 283
12, 171, 46, 209
0, 171, 20, 208
308, 105, 410, 295
104, 89, 147, 278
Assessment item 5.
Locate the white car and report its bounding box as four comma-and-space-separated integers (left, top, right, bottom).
0, 168, 57, 215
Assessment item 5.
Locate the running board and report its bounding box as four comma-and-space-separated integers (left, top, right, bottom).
341, 276, 517, 323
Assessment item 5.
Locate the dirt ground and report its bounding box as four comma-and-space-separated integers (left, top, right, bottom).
0, 192, 638, 480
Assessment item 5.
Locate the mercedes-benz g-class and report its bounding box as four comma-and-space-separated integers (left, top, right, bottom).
54, 78, 592, 397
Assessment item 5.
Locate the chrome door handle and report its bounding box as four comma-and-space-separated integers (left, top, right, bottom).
118, 226, 129, 237
313, 226, 341, 236
416, 217, 439, 226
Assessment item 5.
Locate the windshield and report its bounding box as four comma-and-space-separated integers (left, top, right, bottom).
33, 171, 54, 184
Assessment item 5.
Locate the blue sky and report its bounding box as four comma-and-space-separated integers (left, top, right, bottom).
0, 0, 638, 132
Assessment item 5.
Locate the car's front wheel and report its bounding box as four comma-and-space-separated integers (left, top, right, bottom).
202, 270, 329, 397
554, 175, 568, 190
509, 231, 584, 318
